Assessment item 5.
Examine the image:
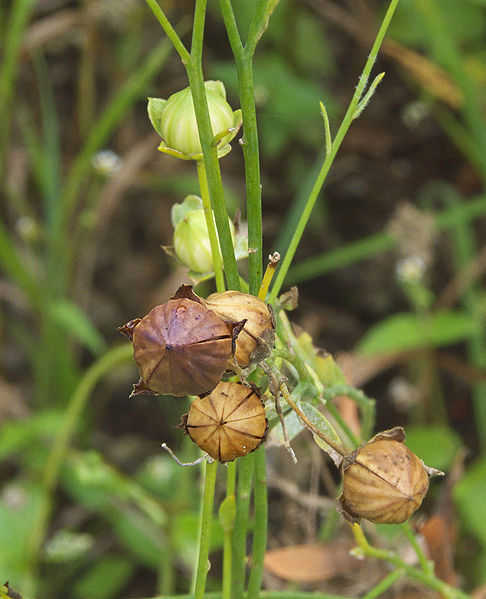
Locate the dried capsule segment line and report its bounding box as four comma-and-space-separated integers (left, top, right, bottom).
222, 388, 254, 420
184, 381, 267, 462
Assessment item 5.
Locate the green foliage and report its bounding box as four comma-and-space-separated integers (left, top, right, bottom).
49, 300, 106, 355
0, 482, 43, 588
73, 556, 134, 599
454, 457, 486, 547
0, 411, 63, 461
357, 311, 476, 355
405, 426, 462, 471
390, 0, 486, 46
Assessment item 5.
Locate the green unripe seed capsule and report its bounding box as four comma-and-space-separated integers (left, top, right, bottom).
148, 81, 242, 161
173, 206, 235, 274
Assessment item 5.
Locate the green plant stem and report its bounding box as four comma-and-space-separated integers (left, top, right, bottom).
145, 0, 190, 63
146, 593, 354, 599
227, 461, 237, 496
401, 522, 432, 575
247, 447, 267, 599
246, 0, 280, 58
194, 460, 218, 599
232, 453, 255, 599
197, 160, 225, 292
222, 460, 237, 599
0, 0, 35, 181
184, 0, 240, 290
219, 0, 263, 294
268, 0, 400, 303
362, 569, 404, 599
26, 344, 133, 593
352, 523, 470, 599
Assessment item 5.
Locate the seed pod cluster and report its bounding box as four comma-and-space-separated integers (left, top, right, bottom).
339, 427, 441, 524
119, 287, 241, 397
204, 290, 274, 368
183, 381, 267, 462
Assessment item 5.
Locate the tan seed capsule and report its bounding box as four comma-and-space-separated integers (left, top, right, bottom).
340, 427, 438, 524
183, 381, 267, 462
204, 290, 274, 368
119, 287, 240, 397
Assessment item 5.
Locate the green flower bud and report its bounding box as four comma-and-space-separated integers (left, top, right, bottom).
148, 81, 242, 160
172, 195, 235, 273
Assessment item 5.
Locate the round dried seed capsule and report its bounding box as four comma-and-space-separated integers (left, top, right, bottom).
340, 429, 430, 524
204, 290, 274, 368
120, 294, 235, 397
184, 381, 267, 462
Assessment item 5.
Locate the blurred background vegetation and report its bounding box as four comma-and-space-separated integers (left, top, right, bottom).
1, 0, 486, 597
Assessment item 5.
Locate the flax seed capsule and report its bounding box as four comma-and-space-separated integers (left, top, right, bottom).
183, 381, 267, 462
339, 427, 441, 524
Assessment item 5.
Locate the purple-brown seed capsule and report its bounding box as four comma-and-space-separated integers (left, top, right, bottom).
119, 287, 241, 397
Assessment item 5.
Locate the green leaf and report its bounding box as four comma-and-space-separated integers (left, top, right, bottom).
357, 311, 475, 355
49, 300, 106, 354
0, 481, 44, 589
61, 451, 166, 525
73, 556, 134, 599
454, 457, 486, 548
111, 508, 164, 568
405, 426, 461, 471
0, 410, 64, 461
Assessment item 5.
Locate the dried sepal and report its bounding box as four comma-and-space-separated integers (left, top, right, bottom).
184, 381, 267, 462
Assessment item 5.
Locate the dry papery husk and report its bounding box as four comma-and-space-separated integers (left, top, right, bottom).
339, 427, 444, 524
119, 286, 243, 397
204, 289, 275, 368
183, 380, 267, 462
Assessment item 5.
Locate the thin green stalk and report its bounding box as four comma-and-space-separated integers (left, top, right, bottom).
197, 160, 225, 292
193, 460, 218, 599
232, 453, 255, 599
219, 0, 263, 294
222, 527, 233, 599
145, 0, 190, 64
401, 522, 432, 575
222, 460, 237, 599
246, 447, 267, 599
0, 0, 35, 181
245, 0, 281, 58
26, 344, 133, 592
268, 0, 400, 303
146, 592, 355, 599
227, 461, 237, 496
352, 523, 470, 599
186, 72, 240, 286
362, 569, 404, 599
